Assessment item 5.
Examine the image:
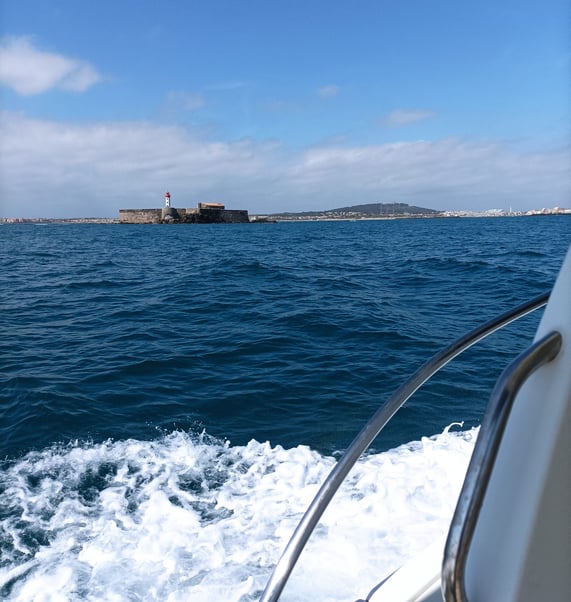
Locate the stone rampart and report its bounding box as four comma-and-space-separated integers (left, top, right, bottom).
119, 209, 162, 224
119, 207, 250, 224
194, 208, 250, 224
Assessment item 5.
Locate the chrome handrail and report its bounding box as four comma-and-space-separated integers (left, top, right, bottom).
441, 330, 562, 601
260, 292, 549, 602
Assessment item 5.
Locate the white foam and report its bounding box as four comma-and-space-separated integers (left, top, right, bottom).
0, 427, 476, 601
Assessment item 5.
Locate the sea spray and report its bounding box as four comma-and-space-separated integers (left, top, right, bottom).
1, 427, 476, 601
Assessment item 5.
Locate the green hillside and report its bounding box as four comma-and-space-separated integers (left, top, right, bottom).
273, 202, 440, 217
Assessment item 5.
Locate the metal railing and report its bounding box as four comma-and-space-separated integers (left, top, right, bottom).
260, 292, 550, 602
441, 329, 562, 601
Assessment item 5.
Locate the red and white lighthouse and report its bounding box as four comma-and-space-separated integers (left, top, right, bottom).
164, 191, 171, 207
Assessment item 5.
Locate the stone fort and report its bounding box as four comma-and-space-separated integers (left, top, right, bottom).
120, 193, 250, 224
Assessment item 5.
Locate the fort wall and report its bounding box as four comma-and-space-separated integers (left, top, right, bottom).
119, 209, 162, 224
194, 208, 250, 224
119, 207, 250, 224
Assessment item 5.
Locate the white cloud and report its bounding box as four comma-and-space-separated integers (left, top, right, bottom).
0, 112, 277, 216
0, 112, 569, 217
382, 109, 436, 126
318, 85, 339, 98
0, 36, 101, 95
289, 139, 570, 211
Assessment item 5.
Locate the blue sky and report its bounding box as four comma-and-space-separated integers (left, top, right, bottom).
1, 0, 569, 217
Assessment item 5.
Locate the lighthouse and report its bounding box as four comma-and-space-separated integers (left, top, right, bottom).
161, 191, 177, 222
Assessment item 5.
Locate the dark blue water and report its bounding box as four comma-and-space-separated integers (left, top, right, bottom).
2, 216, 569, 460
1, 217, 570, 601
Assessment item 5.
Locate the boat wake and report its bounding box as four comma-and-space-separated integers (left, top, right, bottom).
0, 427, 476, 601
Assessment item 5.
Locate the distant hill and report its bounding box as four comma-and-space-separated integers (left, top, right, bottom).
331, 202, 440, 215
273, 202, 440, 217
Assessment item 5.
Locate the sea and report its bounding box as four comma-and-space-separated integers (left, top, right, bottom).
1, 216, 569, 601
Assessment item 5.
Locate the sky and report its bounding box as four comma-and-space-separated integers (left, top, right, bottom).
0, 0, 569, 218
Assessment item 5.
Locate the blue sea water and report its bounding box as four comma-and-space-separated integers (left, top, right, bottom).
1, 216, 569, 601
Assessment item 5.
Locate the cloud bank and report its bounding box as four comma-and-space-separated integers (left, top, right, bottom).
1, 112, 569, 217
0, 36, 101, 95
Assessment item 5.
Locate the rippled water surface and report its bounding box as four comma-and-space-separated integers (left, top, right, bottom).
1, 216, 569, 600
3, 217, 568, 456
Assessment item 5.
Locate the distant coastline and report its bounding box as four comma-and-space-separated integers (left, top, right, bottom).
2, 204, 569, 224
265, 206, 571, 222
1, 217, 121, 224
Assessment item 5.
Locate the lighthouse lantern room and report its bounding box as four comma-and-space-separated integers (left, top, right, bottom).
164, 191, 171, 207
